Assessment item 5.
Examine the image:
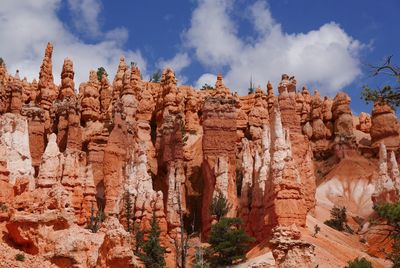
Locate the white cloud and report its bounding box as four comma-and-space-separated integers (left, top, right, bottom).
185, 0, 364, 95
158, 53, 191, 74
195, 73, 217, 88
0, 0, 147, 87
184, 0, 241, 67
67, 0, 102, 37
158, 53, 191, 84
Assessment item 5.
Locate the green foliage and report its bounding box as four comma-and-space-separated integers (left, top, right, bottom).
86, 203, 105, 233
324, 206, 349, 232
150, 69, 162, 83
0, 57, 3, 65
0, 202, 7, 212
134, 223, 144, 254
96, 206, 105, 222
345, 257, 373, 268
201, 84, 215, 91
361, 56, 400, 109
124, 191, 133, 232
207, 217, 255, 266
248, 76, 255, 94
15, 253, 25, 262
209, 192, 231, 222
374, 202, 400, 267
139, 212, 166, 268
97, 67, 107, 82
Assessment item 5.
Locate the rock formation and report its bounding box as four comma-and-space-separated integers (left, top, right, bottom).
370, 100, 400, 148
371, 143, 398, 204
0, 43, 397, 268
358, 112, 372, 133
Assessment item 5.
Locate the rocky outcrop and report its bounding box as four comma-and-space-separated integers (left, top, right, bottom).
80, 71, 101, 124
371, 143, 398, 204
1, 43, 397, 268
37, 43, 57, 133
59, 58, 75, 100
370, 100, 400, 149
358, 112, 371, 133
270, 226, 315, 268
103, 113, 129, 216
6, 184, 140, 267
21, 106, 46, 172
0, 113, 35, 189
332, 92, 356, 159
97, 217, 140, 268
201, 75, 237, 236
263, 106, 307, 231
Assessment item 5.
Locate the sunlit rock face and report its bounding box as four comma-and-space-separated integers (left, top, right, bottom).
0, 43, 398, 268
370, 100, 400, 149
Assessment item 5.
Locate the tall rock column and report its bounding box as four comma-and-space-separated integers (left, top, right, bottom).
263, 106, 307, 235
332, 92, 356, 159
37, 42, 58, 133
278, 75, 316, 212
201, 74, 237, 237
21, 106, 46, 174
103, 113, 129, 216
155, 69, 187, 240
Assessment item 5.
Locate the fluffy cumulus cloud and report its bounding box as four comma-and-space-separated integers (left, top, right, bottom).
195, 73, 218, 89
67, 0, 102, 37
0, 0, 146, 87
185, 0, 364, 95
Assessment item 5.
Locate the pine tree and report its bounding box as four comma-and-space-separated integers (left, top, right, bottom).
324, 206, 350, 232
134, 223, 144, 254
86, 203, 105, 233
209, 192, 231, 222
149, 69, 162, 83
361, 56, 400, 109
97, 67, 106, 82
374, 202, 400, 267
207, 217, 255, 266
139, 212, 166, 268
345, 257, 373, 268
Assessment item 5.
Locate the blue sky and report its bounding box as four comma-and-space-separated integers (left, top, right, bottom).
1, 0, 399, 114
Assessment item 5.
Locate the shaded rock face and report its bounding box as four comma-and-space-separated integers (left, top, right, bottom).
1, 43, 398, 268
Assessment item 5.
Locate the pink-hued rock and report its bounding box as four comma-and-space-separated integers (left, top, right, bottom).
80, 71, 101, 123
370, 100, 400, 148
358, 112, 372, 133
59, 58, 75, 100
332, 92, 353, 137
1, 42, 397, 268
270, 226, 315, 268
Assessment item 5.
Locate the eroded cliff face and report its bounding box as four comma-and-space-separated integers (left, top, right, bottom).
0, 44, 398, 268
